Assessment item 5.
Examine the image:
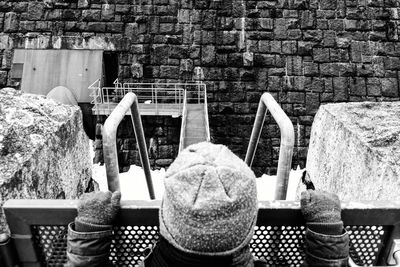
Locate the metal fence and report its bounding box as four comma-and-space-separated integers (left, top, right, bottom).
3, 199, 400, 267
89, 79, 207, 116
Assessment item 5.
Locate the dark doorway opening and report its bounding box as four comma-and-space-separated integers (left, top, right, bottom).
103, 52, 119, 87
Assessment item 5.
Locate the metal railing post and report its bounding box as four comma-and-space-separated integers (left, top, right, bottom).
155, 88, 158, 114
245, 93, 294, 200
103, 92, 155, 199
203, 83, 211, 142
179, 90, 188, 152
198, 83, 201, 104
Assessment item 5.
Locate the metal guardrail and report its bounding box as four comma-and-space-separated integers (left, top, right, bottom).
203, 83, 211, 142
3, 199, 400, 266
179, 90, 188, 153
89, 79, 207, 116
102, 92, 155, 199
245, 93, 295, 200
88, 78, 102, 106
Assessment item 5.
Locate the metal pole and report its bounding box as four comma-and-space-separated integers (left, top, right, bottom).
245, 98, 267, 167
130, 102, 155, 199
0, 234, 19, 267
103, 92, 155, 199
198, 84, 200, 104
155, 88, 158, 115
245, 93, 294, 200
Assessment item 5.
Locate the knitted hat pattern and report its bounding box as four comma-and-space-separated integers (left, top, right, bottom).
159, 142, 258, 256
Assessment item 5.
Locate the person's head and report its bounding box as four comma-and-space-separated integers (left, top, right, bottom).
159, 142, 258, 259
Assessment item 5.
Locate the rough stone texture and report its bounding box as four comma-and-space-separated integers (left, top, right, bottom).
94, 115, 181, 172
306, 102, 400, 201
1, 0, 400, 175
0, 88, 92, 235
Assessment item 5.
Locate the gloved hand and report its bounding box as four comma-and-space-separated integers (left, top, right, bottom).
75, 191, 121, 232
301, 190, 343, 235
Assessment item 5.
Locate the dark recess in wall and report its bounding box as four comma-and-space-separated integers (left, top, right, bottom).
103, 52, 119, 87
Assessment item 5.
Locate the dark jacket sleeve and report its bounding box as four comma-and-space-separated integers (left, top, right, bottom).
65, 222, 114, 267
303, 225, 350, 267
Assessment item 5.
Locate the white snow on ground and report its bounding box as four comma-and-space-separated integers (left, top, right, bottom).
90, 140, 304, 200
256, 166, 303, 201
92, 163, 166, 200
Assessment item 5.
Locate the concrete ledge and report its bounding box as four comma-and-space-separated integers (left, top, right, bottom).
306, 101, 400, 201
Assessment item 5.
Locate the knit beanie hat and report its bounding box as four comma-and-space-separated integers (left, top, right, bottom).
159, 142, 258, 256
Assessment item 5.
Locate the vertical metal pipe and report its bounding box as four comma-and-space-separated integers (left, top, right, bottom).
0, 234, 19, 267
103, 93, 155, 199
155, 88, 158, 114
245, 98, 267, 166
130, 103, 155, 199
245, 93, 295, 200
198, 84, 201, 104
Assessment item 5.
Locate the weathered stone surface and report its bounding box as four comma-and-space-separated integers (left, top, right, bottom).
306, 102, 400, 200
0, 88, 93, 235
4, 12, 18, 32
1, 0, 400, 175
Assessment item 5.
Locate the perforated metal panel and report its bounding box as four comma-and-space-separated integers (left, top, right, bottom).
250, 226, 306, 266
346, 225, 386, 266
32, 226, 68, 266
31, 225, 388, 267
110, 226, 159, 266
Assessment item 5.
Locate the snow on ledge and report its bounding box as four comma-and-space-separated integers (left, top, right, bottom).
92, 162, 303, 201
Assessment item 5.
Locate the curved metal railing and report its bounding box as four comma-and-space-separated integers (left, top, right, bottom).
102, 92, 155, 199
245, 93, 295, 200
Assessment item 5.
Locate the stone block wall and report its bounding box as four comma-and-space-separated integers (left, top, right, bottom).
1, 0, 400, 175
96, 115, 181, 171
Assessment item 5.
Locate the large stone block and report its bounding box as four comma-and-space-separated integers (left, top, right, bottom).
0, 88, 93, 235
306, 102, 400, 201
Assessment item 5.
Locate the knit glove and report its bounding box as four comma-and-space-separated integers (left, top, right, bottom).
301, 190, 343, 235
74, 191, 121, 232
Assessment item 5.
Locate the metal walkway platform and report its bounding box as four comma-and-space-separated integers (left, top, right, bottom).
89, 78, 211, 151
89, 80, 295, 200
92, 103, 183, 116
89, 80, 207, 117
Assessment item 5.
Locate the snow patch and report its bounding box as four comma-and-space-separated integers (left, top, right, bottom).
90, 140, 304, 200
92, 163, 166, 200
256, 166, 303, 201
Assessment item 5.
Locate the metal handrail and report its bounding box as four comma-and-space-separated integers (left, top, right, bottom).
179, 90, 188, 152
122, 82, 206, 104
245, 93, 295, 200
88, 79, 102, 116
103, 93, 155, 199
122, 82, 204, 86
100, 87, 184, 102
113, 78, 122, 88
203, 84, 211, 142
89, 80, 207, 116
